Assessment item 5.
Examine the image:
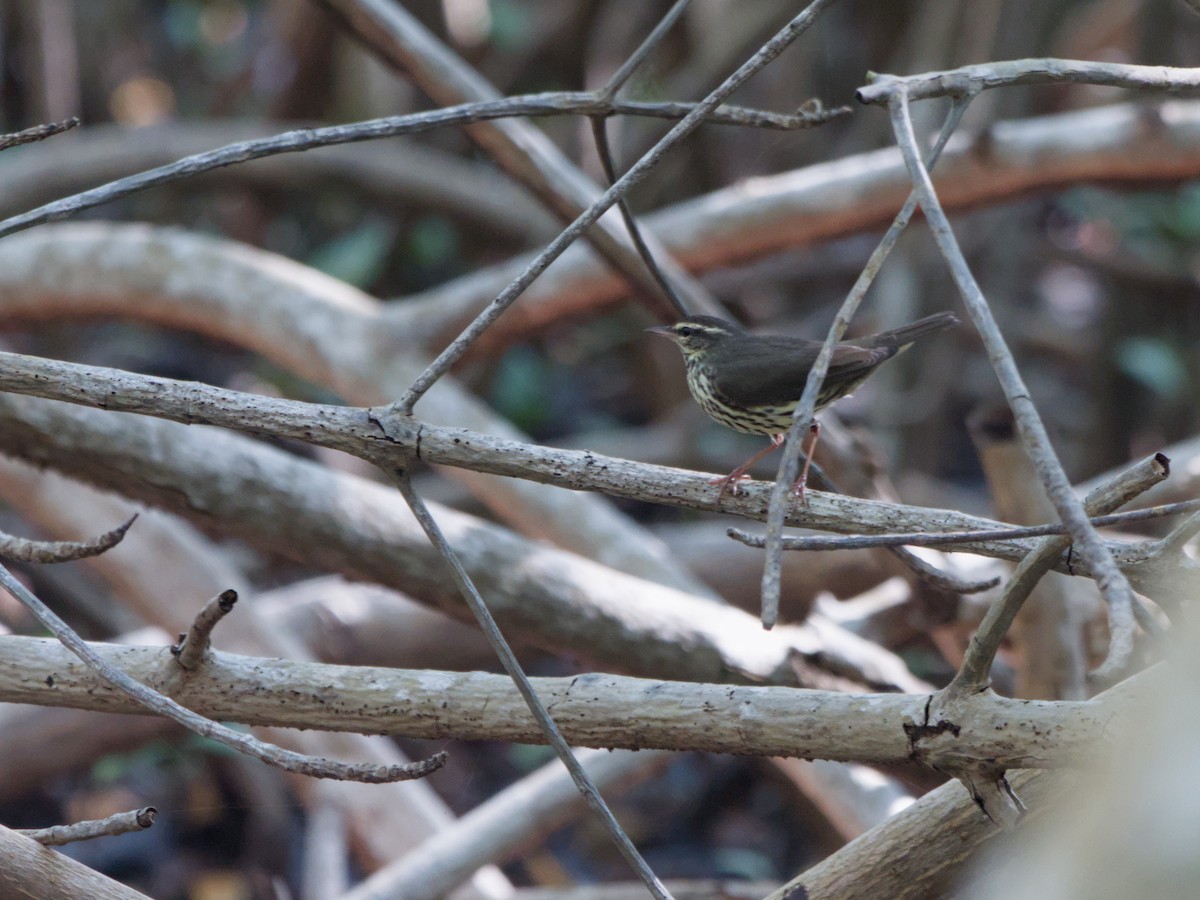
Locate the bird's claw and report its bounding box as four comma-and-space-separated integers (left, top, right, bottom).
710, 471, 752, 498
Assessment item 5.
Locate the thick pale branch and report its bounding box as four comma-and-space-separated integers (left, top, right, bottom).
0, 635, 1122, 768
0, 824, 148, 899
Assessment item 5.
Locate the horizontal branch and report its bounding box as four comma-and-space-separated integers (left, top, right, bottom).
729, 500, 1200, 551
0, 350, 1193, 604
858, 58, 1200, 105
0, 635, 1120, 769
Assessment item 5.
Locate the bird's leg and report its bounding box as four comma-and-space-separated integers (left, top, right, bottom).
710, 434, 785, 497
792, 422, 821, 505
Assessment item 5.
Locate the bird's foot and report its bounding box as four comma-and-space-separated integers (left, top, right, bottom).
790, 475, 809, 507
710, 469, 752, 498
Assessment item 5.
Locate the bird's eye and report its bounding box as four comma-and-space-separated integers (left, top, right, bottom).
677, 326, 694, 337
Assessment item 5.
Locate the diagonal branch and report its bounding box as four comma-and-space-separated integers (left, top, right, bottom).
0, 514, 136, 563
0, 562, 445, 784
949, 454, 1169, 696
887, 88, 1139, 680
392, 0, 842, 414
390, 472, 669, 899
0, 95, 820, 243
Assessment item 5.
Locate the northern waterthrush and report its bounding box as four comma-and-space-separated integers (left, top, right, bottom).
647, 311, 959, 495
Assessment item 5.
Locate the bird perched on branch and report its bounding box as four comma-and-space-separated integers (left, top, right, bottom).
647, 312, 959, 497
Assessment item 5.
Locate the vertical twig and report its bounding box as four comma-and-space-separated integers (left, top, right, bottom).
590, 0, 697, 318
595, 0, 692, 102
759, 93, 976, 629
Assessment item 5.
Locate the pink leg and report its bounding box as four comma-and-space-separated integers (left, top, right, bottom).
793, 422, 821, 505
710, 434, 785, 497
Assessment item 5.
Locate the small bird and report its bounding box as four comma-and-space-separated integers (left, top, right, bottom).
647, 311, 959, 496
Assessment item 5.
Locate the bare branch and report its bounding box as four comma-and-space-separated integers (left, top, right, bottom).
728, 499, 1200, 551
0, 822, 149, 898
887, 89, 1140, 678
0, 96, 821, 243
171, 589, 238, 671
0, 351, 1192, 606
0, 513, 136, 563
0, 633, 1130, 768
759, 95, 974, 629
858, 58, 1200, 106
0, 117, 80, 152
393, 0, 842, 414
0, 564, 446, 783
19, 807, 156, 847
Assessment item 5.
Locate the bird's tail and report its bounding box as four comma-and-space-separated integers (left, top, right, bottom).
852, 311, 960, 351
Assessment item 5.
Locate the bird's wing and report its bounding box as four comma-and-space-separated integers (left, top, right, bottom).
712, 338, 892, 407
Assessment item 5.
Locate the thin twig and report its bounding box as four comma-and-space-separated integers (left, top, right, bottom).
758, 94, 975, 629
888, 88, 1139, 680
728, 499, 1200, 551
948, 454, 1169, 695
393, 0, 842, 415
0, 562, 445, 783
590, 2, 696, 316
587, 1, 698, 319
20, 807, 156, 847
0, 96, 828, 243
857, 58, 1200, 106
389, 471, 671, 899
590, 117, 687, 317
172, 588, 239, 671
322, 0, 726, 324
595, 0, 692, 102
0, 117, 80, 153
0, 513, 136, 563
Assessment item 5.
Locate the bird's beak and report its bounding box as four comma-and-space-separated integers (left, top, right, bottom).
645, 324, 675, 340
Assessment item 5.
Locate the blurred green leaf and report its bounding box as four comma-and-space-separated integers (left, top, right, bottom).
713, 847, 777, 880
1115, 336, 1188, 401
508, 742, 555, 773
408, 216, 459, 269
307, 220, 396, 288
490, 0, 533, 50
489, 346, 551, 432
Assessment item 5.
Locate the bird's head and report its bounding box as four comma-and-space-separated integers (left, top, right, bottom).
645, 316, 745, 360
